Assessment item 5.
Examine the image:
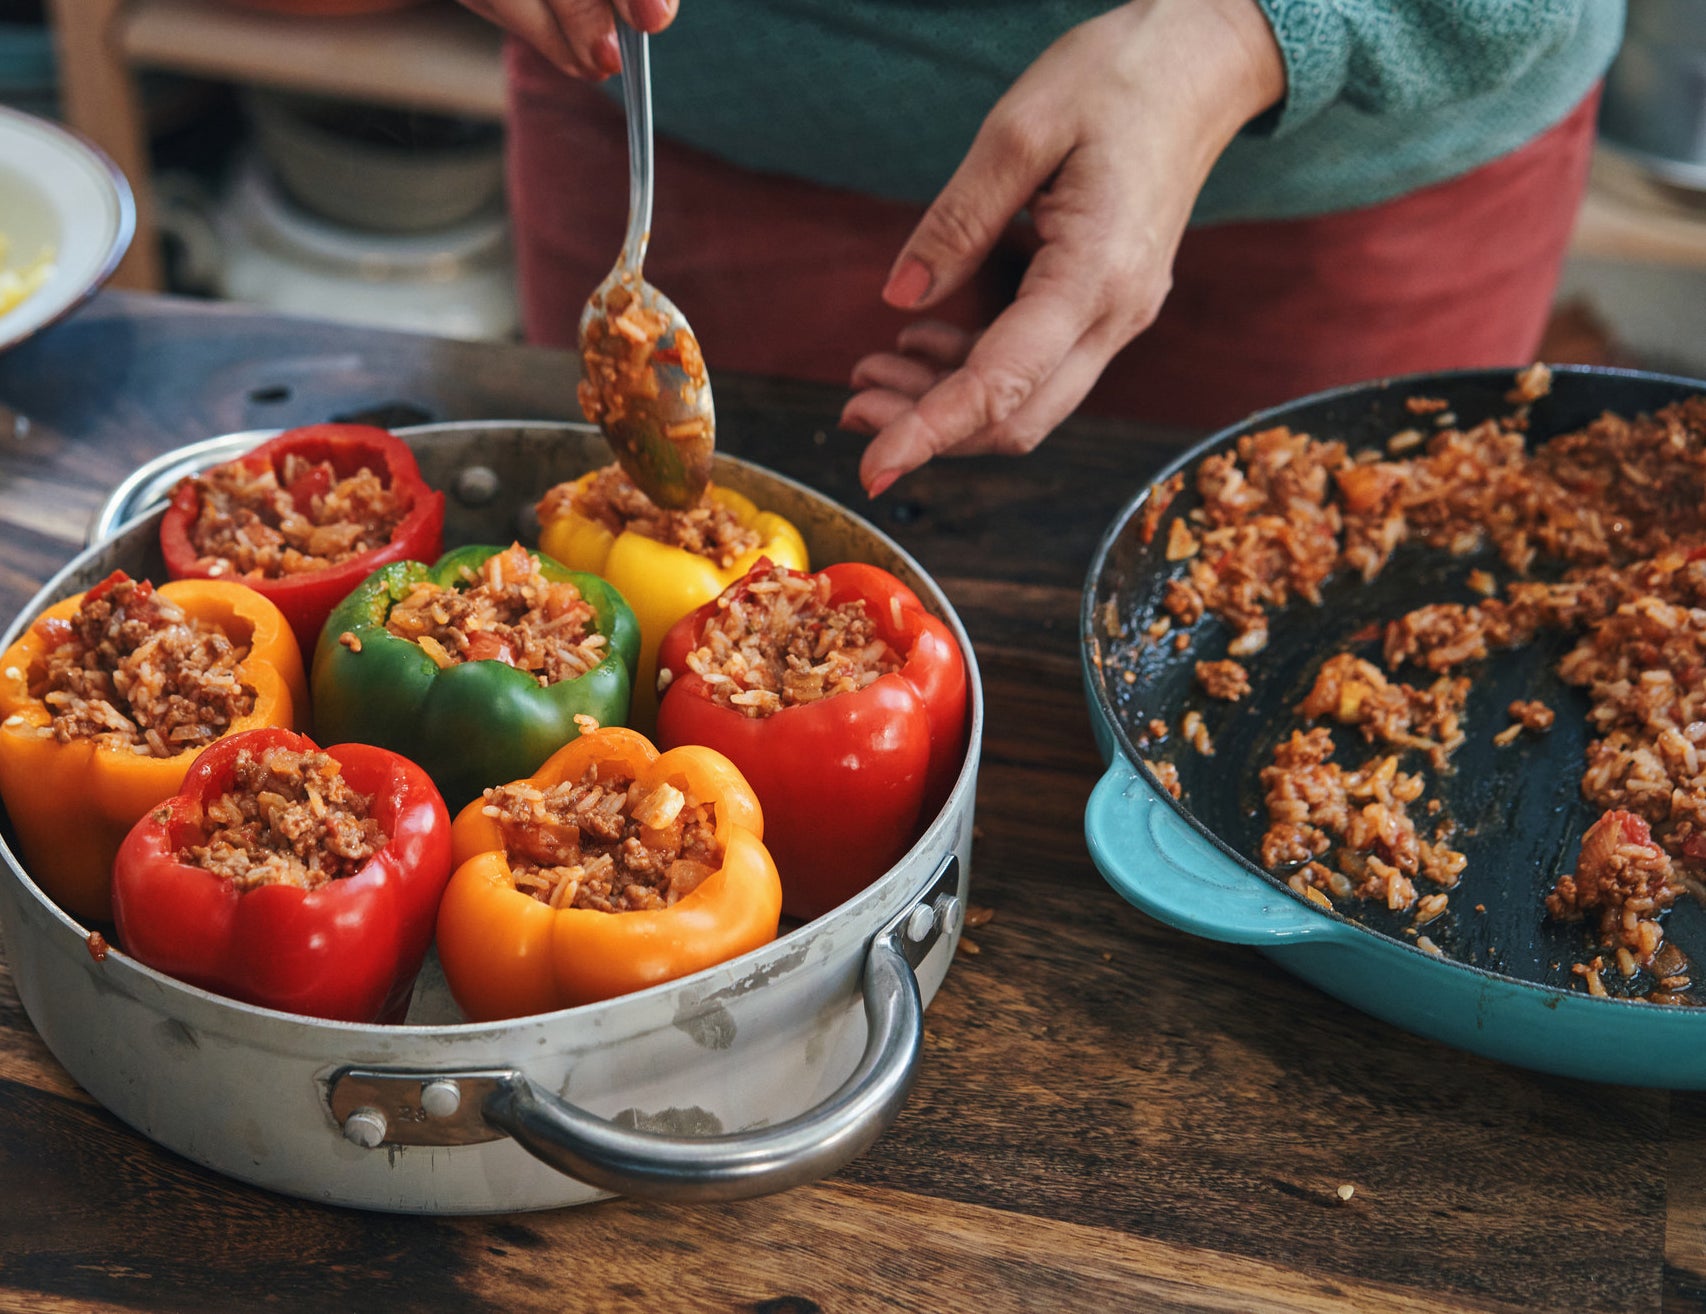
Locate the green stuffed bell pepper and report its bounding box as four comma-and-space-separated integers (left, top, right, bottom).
312, 543, 640, 810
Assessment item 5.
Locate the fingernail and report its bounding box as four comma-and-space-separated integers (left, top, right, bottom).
865, 469, 900, 499
595, 30, 622, 76
839, 412, 875, 436
635, 0, 675, 28
882, 257, 932, 310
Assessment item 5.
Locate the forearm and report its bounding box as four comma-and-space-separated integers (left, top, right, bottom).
1125, 0, 1289, 163
852, 0, 1287, 492
895, 0, 1284, 310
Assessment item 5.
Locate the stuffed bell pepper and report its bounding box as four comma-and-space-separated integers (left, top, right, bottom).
111, 727, 453, 1023
535, 463, 807, 727
160, 422, 445, 652
656, 559, 969, 921
435, 724, 781, 1020
0, 572, 308, 922
311, 542, 640, 810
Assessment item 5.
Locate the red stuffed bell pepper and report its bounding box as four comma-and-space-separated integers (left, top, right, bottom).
656, 559, 968, 920
160, 423, 445, 652
111, 726, 453, 1023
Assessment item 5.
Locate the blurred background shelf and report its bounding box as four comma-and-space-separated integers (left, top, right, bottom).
121, 0, 502, 119
47, 0, 502, 290
1549, 149, 1706, 381
1571, 149, 1706, 271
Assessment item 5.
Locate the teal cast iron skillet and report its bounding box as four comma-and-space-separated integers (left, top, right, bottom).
1081, 365, 1706, 1087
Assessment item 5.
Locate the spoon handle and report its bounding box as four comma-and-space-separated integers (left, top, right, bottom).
617, 21, 654, 274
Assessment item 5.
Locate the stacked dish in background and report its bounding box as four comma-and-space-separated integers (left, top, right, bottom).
163, 88, 518, 341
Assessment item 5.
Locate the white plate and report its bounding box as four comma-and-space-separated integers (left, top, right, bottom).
0, 106, 134, 353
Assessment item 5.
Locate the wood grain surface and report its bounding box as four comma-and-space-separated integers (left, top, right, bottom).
0, 292, 1700, 1314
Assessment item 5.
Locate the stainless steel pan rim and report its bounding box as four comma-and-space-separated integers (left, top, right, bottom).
1, 421, 985, 1210
1080, 365, 1706, 1087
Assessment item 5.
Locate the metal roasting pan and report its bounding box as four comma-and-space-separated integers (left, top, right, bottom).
0, 420, 984, 1213
1081, 366, 1706, 1088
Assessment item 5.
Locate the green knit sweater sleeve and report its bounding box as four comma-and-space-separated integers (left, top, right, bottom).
1255, 0, 1593, 134
638, 0, 1619, 221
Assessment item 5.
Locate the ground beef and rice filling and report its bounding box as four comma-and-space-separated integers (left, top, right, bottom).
482, 765, 721, 912
25, 576, 255, 757
381, 544, 608, 685
1137, 375, 1706, 997
184, 453, 408, 576
577, 286, 713, 451
672, 563, 902, 716
538, 464, 761, 570
181, 744, 385, 891
1194, 659, 1251, 702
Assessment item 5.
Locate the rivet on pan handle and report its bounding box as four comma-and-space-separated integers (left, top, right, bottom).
326, 852, 961, 1201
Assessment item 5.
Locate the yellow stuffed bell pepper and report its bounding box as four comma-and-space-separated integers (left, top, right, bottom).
536, 471, 807, 728
0, 571, 307, 923
434, 724, 782, 1021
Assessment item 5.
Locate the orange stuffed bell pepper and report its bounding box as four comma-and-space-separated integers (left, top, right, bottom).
0, 571, 307, 923
534, 465, 807, 728
434, 724, 781, 1021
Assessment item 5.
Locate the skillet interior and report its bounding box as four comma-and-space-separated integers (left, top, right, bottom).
1088, 366, 1706, 999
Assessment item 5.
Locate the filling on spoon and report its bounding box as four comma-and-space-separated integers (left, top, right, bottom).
580, 283, 711, 450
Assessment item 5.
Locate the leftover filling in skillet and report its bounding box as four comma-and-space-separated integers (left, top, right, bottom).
1259, 725, 1466, 917
672, 562, 903, 715
1496, 698, 1556, 746
1195, 659, 1251, 702
180, 743, 385, 891
1132, 368, 1706, 1001
26, 575, 255, 756
481, 765, 721, 911
185, 452, 409, 575
1546, 809, 1678, 998
382, 543, 608, 685
538, 463, 760, 566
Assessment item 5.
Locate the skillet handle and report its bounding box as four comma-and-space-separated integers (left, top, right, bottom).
1086, 753, 1339, 945
485, 854, 958, 1201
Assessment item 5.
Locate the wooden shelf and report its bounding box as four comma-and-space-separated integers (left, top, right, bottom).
119, 0, 505, 120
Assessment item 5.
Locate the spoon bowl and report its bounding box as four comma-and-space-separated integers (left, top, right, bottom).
577, 22, 715, 510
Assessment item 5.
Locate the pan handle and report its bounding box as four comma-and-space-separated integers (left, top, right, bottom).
1086, 753, 1345, 946
329, 853, 960, 1202
487, 853, 958, 1200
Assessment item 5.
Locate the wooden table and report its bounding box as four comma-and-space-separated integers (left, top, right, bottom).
0, 292, 1700, 1313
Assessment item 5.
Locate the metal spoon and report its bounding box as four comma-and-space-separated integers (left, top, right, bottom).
577, 20, 714, 510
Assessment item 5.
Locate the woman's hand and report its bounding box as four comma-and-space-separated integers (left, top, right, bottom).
456, 0, 678, 79
842, 0, 1285, 497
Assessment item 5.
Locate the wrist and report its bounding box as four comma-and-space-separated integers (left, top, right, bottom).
1195, 0, 1288, 129
1101, 0, 1286, 159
